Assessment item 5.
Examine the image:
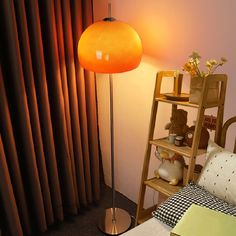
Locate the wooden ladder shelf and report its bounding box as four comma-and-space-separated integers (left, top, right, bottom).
135, 71, 227, 225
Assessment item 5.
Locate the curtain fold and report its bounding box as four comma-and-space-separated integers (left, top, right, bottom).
26, 0, 64, 222
1, 0, 48, 231
60, 0, 88, 205
41, 0, 78, 215
0, 65, 31, 235
0, 135, 23, 236
0, 0, 101, 235
14, 0, 54, 226
71, 0, 93, 204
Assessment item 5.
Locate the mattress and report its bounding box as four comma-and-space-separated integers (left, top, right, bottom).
121, 217, 172, 236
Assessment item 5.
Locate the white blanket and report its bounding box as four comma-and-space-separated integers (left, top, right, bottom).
121, 218, 171, 236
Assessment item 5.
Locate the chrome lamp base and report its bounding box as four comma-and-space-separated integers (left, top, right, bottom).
98, 208, 131, 235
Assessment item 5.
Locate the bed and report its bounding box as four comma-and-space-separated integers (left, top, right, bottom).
122, 218, 171, 236
122, 116, 236, 236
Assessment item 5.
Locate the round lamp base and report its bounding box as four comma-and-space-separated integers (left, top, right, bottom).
97, 208, 132, 235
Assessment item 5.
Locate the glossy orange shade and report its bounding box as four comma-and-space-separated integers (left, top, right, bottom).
78, 19, 142, 73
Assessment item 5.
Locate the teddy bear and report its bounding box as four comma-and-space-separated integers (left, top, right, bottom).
165, 109, 189, 137
154, 147, 185, 185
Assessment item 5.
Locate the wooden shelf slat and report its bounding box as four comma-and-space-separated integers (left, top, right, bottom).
144, 177, 182, 197
156, 96, 220, 109
149, 138, 206, 157
156, 96, 199, 108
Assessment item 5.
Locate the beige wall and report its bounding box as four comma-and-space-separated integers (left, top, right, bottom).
93, 0, 236, 205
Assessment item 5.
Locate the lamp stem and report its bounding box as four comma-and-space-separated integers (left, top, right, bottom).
108, 3, 112, 18
109, 73, 116, 222
97, 74, 131, 234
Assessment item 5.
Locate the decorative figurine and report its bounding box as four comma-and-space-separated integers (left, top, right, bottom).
165, 109, 189, 137
185, 124, 210, 149
154, 147, 185, 185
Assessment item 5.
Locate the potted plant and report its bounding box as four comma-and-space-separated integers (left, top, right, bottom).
182, 52, 227, 104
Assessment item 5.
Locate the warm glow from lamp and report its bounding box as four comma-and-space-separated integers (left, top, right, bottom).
78, 19, 142, 73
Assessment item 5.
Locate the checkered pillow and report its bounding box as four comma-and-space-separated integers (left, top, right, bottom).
152, 182, 236, 228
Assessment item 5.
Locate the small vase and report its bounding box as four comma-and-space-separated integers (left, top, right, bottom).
189, 76, 219, 104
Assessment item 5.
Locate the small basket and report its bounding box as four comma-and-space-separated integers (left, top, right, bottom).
189, 76, 219, 104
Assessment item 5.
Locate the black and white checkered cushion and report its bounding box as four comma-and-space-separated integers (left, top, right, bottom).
152, 182, 236, 228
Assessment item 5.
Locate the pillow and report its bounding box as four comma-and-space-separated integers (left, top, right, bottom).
152, 182, 236, 228
198, 140, 236, 205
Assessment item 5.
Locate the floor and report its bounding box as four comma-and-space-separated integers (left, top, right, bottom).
43, 184, 137, 236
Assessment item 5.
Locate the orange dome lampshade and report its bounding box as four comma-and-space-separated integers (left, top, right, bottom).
78, 18, 142, 73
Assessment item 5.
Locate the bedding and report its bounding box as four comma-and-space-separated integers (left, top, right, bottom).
122, 182, 236, 236
198, 140, 236, 205
152, 182, 236, 228
123, 117, 236, 236
121, 217, 171, 236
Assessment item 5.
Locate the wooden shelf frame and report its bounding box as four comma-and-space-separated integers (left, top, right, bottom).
135, 71, 227, 226
137, 206, 156, 225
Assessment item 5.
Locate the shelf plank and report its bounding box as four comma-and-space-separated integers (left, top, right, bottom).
156, 96, 220, 109
150, 138, 206, 157
144, 177, 182, 197
156, 97, 199, 108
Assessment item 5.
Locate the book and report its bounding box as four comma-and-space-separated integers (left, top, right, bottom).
170, 204, 236, 236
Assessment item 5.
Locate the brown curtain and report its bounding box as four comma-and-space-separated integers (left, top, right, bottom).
0, 0, 100, 235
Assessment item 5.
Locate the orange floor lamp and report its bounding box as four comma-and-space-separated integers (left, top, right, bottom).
78, 4, 142, 235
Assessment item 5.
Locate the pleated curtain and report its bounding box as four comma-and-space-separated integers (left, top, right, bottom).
0, 0, 100, 235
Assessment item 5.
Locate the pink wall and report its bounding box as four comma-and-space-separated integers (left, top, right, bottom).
93, 0, 236, 204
